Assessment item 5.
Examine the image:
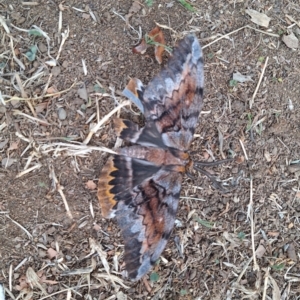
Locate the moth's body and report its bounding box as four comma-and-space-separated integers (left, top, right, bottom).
98, 35, 204, 281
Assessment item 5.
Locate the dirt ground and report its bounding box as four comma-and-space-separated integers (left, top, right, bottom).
0, 0, 300, 299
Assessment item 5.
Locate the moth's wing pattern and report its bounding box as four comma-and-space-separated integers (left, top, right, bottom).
98, 154, 160, 218
98, 151, 183, 281
115, 169, 182, 281
114, 118, 166, 148
142, 34, 204, 150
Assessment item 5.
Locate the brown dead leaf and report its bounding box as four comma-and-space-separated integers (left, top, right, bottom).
46, 86, 58, 94
47, 247, 58, 259
15, 275, 29, 291
267, 231, 280, 237
287, 243, 297, 262
86, 180, 97, 190
8, 141, 19, 151
132, 38, 148, 54
35, 102, 48, 114
125, 1, 142, 25
148, 26, 166, 64
235, 155, 245, 164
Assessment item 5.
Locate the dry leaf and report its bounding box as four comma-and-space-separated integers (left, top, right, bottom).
132, 38, 148, 54
255, 244, 266, 258
148, 26, 166, 64
47, 248, 58, 259
86, 180, 97, 190
46, 86, 58, 94
267, 231, 280, 237
233, 71, 253, 83
8, 141, 19, 151
35, 102, 48, 114
282, 32, 299, 49
245, 9, 271, 28
287, 243, 297, 262
125, 1, 141, 25
15, 275, 29, 291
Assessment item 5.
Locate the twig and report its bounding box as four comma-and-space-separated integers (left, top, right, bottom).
6, 215, 33, 239
13, 110, 50, 126
16, 163, 42, 178
49, 164, 73, 219
202, 25, 279, 50
250, 57, 269, 108
239, 139, 249, 161
83, 100, 130, 145
4, 81, 77, 103
248, 176, 259, 271
262, 267, 270, 300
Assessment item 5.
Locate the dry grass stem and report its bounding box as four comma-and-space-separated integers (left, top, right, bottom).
0, 16, 10, 33
249, 177, 259, 271
49, 164, 73, 219
16, 163, 42, 178
56, 27, 70, 61
13, 110, 50, 126
239, 139, 249, 161
42, 142, 117, 156
262, 267, 270, 300
21, 1, 39, 5
4, 81, 77, 103
10, 36, 25, 70
9, 264, 12, 291
202, 25, 279, 50
250, 57, 269, 108
83, 100, 130, 145
6, 215, 33, 239
0, 122, 7, 132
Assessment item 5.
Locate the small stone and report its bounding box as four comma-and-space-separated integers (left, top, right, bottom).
104, 12, 111, 22
58, 108, 67, 120
82, 13, 90, 19
51, 66, 61, 76
0, 106, 6, 113
62, 61, 68, 68
38, 42, 47, 53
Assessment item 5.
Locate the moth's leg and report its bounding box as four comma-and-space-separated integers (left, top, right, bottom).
193, 158, 242, 193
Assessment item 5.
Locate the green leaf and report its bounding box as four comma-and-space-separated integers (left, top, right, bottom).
25, 45, 38, 61
208, 52, 214, 59
180, 289, 187, 296
150, 272, 159, 282
229, 79, 238, 87
177, 0, 195, 12
93, 84, 105, 93
194, 217, 214, 228
246, 113, 252, 132
28, 29, 43, 37
258, 56, 265, 62
145, 0, 154, 6
238, 232, 245, 240
271, 263, 285, 271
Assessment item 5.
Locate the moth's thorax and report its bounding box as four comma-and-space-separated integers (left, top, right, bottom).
117, 145, 190, 169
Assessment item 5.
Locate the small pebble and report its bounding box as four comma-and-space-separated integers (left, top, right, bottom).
51, 66, 61, 76
58, 108, 67, 120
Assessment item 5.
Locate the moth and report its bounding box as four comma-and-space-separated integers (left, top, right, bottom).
98, 35, 204, 281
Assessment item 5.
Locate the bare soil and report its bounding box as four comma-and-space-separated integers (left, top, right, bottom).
0, 0, 300, 299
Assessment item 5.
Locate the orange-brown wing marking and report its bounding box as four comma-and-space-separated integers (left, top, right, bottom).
115, 169, 182, 281
98, 154, 160, 218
